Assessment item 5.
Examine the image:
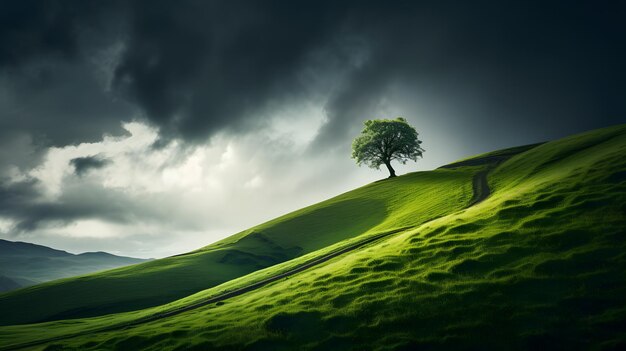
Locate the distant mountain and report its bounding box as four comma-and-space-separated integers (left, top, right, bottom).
0, 239, 70, 257
0, 239, 148, 293
0, 276, 21, 292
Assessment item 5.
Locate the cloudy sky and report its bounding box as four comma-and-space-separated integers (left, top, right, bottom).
1, 1, 625, 258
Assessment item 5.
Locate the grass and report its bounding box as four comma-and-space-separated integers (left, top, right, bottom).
1, 124, 625, 350
0, 151, 474, 326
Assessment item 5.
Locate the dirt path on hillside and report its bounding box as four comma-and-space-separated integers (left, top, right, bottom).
467, 157, 507, 207
1, 227, 412, 351
2, 148, 536, 350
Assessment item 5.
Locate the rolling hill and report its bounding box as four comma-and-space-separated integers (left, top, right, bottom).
0, 150, 480, 325
0, 240, 148, 293
0, 124, 625, 350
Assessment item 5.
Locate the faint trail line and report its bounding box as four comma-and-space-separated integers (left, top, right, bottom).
467, 158, 505, 207
1, 226, 413, 351
440, 143, 544, 207
3, 145, 544, 350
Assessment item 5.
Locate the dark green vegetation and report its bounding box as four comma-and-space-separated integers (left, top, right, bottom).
0, 240, 147, 293
0, 124, 625, 350
352, 117, 424, 178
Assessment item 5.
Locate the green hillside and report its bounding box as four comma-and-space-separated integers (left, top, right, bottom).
0, 124, 625, 350
0, 145, 477, 325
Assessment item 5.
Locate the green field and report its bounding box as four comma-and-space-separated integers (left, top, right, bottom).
1, 124, 625, 350
0, 141, 476, 326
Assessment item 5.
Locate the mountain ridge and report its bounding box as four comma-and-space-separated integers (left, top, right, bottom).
0, 239, 148, 293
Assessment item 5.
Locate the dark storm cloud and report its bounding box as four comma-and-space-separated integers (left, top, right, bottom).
112, 0, 350, 142
0, 60, 134, 146
70, 155, 110, 176
2, 0, 626, 233
316, 1, 626, 148
1, 0, 347, 144
0, 1, 86, 67
2, 1, 625, 148
109, 0, 626, 145
0, 0, 132, 146
0, 179, 144, 233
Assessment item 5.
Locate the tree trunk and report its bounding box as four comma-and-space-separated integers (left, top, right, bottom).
384, 161, 396, 178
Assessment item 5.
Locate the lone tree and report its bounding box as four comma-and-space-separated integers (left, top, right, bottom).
351, 117, 424, 178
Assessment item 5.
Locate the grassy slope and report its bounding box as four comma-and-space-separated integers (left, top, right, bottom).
0, 159, 474, 326
1, 124, 624, 350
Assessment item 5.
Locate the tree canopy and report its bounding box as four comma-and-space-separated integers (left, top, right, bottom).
351, 117, 424, 178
